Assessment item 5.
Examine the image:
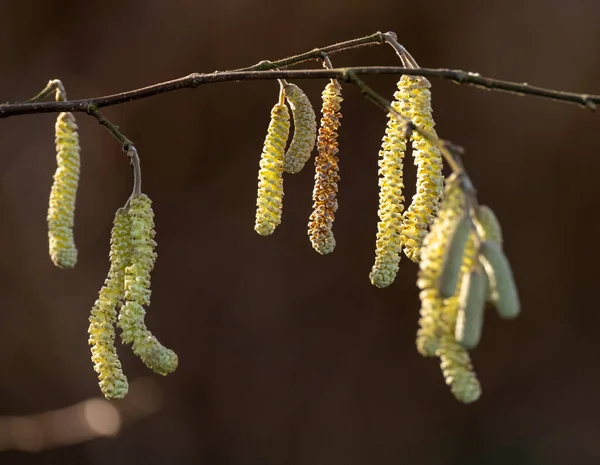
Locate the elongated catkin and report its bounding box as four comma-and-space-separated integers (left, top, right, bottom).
455, 264, 487, 349
255, 103, 290, 236
479, 241, 520, 319
475, 205, 503, 244
400, 76, 444, 263
48, 111, 80, 268
369, 76, 415, 288
308, 82, 343, 254
437, 213, 471, 298
283, 83, 317, 174
438, 334, 481, 403
117, 195, 178, 375
88, 208, 130, 399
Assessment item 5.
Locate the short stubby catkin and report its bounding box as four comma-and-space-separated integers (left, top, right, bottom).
48, 112, 80, 268
117, 194, 178, 376
308, 82, 343, 255
400, 76, 444, 263
369, 76, 414, 288
283, 83, 317, 174
416, 176, 465, 356
88, 208, 130, 399
255, 103, 290, 236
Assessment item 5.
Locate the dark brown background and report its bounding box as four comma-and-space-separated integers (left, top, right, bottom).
0, 0, 599, 464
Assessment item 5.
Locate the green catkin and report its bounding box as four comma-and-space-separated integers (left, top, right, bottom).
88, 208, 130, 399
117, 195, 178, 375
437, 213, 471, 298
47, 111, 80, 268
416, 176, 466, 356
475, 205, 503, 244
369, 76, 414, 288
283, 83, 317, 174
479, 241, 520, 319
254, 102, 290, 236
438, 333, 481, 403
400, 76, 444, 263
455, 263, 487, 349
308, 82, 343, 254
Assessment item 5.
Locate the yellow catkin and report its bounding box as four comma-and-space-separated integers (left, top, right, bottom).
88, 208, 130, 399
283, 83, 317, 174
416, 176, 465, 356
438, 333, 481, 403
479, 241, 520, 319
254, 103, 290, 236
47, 112, 80, 268
475, 205, 503, 244
117, 195, 178, 375
308, 82, 343, 254
400, 76, 444, 263
369, 76, 415, 288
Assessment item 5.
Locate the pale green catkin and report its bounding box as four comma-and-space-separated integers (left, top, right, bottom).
283, 83, 317, 174
48, 112, 80, 268
255, 103, 290, 236
88, 208, 130, 399
478, 241, 520, 319
117, 194, 178, 375
475, 205, 503, 244
400, 76, 444, 263
455, 264, 487, 349
437, 213, 471, 298
369, 76, 415, 288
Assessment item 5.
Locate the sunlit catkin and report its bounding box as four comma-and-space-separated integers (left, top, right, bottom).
47, 111, 80, 268
117, 195, 178, 375
254, 102, 290, 236
479, 241, 520, 319
475, 205, 503, 244
400, 77, 444, 263
416, 176, 465, 356
283, 83, 317, 174
437, 213, 471, 298
369, 76, 414, 288
455, 264, 487, 349
88, 208, 130, 399
308, 82, 343, 254
438, 334, 481, 403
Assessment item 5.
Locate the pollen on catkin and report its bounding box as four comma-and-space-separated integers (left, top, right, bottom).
369, 76, 414, 288
416, 176, 465, 356
255, 102, 290, 236
48, 111, 80, 268
283, 83, 317, 174
400, 76, 444, 263
117, 194, 178, 376
308, 82, 343, 255
88, 208, 130, 400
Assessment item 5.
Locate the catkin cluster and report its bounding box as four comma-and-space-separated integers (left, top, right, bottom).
89, 194, 178, 399
400, 77, 444, 263
255, 102, 290, 236
417, 175, 520, 402
48, 111, 80, 268
308, 82, 343, 254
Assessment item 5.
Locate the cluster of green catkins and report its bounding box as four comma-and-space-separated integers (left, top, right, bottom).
417, 175, 519, 402
89, 194, 178, 399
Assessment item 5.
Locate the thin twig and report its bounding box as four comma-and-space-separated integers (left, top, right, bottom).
85, 105, 133, 149
0, 66, 597, 119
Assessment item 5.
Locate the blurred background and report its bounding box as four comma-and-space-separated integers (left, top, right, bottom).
0, 0, 599, 464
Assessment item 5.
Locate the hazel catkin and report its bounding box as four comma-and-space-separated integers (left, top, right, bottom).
48, 111, 80, 268
308, 82, 343, 255
117, 194, 178, 376
369, 76, 415, 288
283, 83, 317, 174
454, 263, 487, 349
88, 208, 130, 400
254, 102, 290, 236
437, 213, 471, 299
400, 76, 444, 263
475, 205, 503, 244
479, 241, 520, 319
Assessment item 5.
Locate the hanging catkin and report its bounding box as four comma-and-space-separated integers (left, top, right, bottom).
117, 194, 178, 376
369, 76, 415, 288
416, 176, 465, 356
308, 82, 343, 254
283, 83, 317, 174
400, 76, 444, 263
48, 111, 80, 268
88, 208, 130, 399
255, 101, 290, 236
